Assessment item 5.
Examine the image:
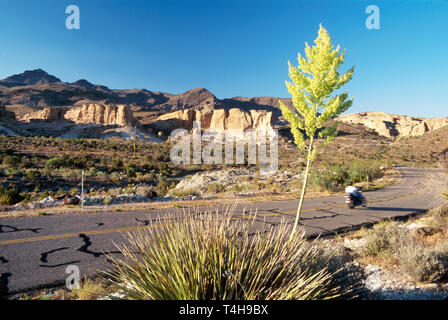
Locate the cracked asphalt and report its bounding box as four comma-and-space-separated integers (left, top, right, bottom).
0, 167, 447, 296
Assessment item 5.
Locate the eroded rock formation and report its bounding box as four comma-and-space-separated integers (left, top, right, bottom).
19, 107, 60, 122
153, 108, 274, 131
63, 104, 136, 126
18, 104, 136, 127
336, 112, 448, 138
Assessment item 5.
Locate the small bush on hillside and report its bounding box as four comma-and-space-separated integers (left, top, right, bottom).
396, 240, 448, 283
207, 182, 226, 194
168, 188, 200, 198
125, 164, 137, 178
358, 221, 405, 258
26, 170, 41, 181
308, 160, 385, 192
45, 157, 67, 169
2, 155, 21, 168
428, 205, 448, 230
0, 186, 24, 205
155, 177, 172, 196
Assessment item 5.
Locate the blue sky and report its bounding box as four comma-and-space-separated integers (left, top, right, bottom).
0, 0, 447, 117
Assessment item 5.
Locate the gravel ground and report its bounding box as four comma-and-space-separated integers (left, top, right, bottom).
363, 264, 448, 300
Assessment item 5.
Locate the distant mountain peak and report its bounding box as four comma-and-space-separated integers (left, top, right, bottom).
73, 79, 94, 88
0, 69, 61, 87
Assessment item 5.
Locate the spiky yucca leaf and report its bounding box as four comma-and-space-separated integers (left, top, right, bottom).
101, 207, 356, 300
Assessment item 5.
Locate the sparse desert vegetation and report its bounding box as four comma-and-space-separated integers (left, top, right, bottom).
336, 204, 448, 298
0, 125, 401, 215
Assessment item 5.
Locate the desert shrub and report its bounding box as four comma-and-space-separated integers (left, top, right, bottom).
155, 177, 172, 196
60, 168, 81, 179
111, 159, 124, 171
207, 182, 226, 194
107, 187, 122, 196
255, 181, 267, 190
358, 221, 405, 258
68, 187, 79, 196
229, 184, 253, 192
45, 157, 67, 169
428, 205, 448, 230
68, 157, 87, 169
396, 240, 448, 283
348, 160, 383, 184
309, 169, 342, 192
39, 190, 55, 200
2, 155, 21, 168
26, 170, 41, 181
122, 185, 137, 195
101, 209, 361, 300
20, 157, 33, 168
0, 186, 24, 205
309, 160, 385, 192
168, 188, 200, 198
136, 173, 156, 184
136, 186, 157, 198
125, 164, 137, 178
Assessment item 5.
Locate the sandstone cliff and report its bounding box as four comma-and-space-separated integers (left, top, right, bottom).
19, 107, 60, 122
18, 104, 136, 127
153, 108, 273, 131
336, 112, 448, 138
63, 104, 136, 126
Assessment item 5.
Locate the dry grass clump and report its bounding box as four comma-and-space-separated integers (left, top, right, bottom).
358, 221, 404, 259
427, 205, 448, 230
354, 214, 448, 284
395, 240, 448, 283
100, 207, 363, 300
72, 278, 109, 300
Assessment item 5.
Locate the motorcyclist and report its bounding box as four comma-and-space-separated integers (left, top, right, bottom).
345, 185, 363, 201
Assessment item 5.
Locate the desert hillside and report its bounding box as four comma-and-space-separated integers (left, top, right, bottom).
0, 69, 292, 124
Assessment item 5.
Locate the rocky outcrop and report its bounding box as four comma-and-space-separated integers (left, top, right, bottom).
18, 104, 136, 126
156, 109, 194, 130
153, 108, 274, 131
336, 112, 448, 138
19, 107, 60, 122
63, 104, 136, 126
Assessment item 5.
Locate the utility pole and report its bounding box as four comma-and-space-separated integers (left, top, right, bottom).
133, 125, 137, 159
81, 170, 84, 211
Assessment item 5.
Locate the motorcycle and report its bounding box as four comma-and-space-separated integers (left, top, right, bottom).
345, 192, 367, 209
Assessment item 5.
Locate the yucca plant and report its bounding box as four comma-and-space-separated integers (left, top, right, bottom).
101, 207, 361, 300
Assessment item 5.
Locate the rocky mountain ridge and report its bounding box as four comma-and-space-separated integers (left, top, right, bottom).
0, 70, 291, 121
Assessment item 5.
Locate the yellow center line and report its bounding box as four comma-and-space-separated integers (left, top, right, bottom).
0, 172, 431, 246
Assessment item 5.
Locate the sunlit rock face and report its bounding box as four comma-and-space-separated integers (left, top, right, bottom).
337, 112, 448, 137
154, 108, 274, 131
63, 104, 136, 126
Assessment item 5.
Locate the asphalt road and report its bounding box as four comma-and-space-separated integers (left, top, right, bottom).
1, 167, 447, 296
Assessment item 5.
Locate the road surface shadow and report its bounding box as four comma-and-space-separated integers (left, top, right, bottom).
78, 234, 121, 258
367, 207, 426, 213
0, 273, 11, 298
0, 224, 42, 234
39, 247, 81, 268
